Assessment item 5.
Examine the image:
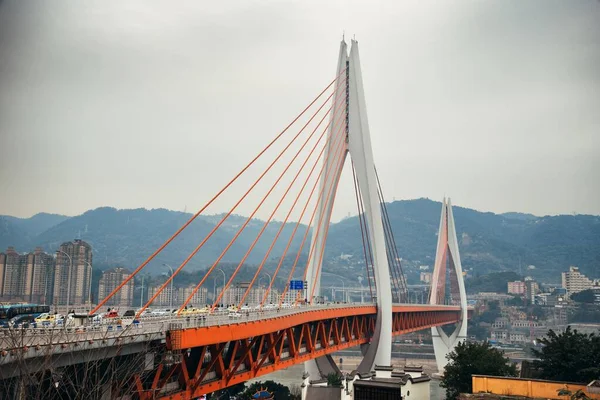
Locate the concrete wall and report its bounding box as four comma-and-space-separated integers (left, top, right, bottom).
403, 380, 430, 399
472, 375, 600, 399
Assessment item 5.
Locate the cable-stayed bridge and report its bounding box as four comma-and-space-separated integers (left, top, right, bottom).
0, 39, 469, 400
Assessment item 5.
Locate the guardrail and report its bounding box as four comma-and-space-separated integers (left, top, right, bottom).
0, 303, 455, 353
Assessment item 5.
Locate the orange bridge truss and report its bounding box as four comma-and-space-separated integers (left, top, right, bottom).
133, 305, 468, 399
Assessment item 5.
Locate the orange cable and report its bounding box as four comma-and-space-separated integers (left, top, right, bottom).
237, 99, 348, 309
209, 98, 343, 311
261, 105, 348, 307
303, 131, 348, 305
141, 88, 338, 318
91, 72, 343, 315
278, 119, 348, 306
174, 90, 345, 315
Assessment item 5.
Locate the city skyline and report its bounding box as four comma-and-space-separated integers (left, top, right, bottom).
1, 1, 599, 220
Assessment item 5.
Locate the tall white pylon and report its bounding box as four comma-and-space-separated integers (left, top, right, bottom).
430, 198, 468, 373
304, 39, 393, 379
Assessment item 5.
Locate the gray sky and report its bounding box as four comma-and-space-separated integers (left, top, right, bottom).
1, 0, 599, 221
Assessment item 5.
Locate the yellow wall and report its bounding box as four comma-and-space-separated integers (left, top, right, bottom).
472, 375, 600, 399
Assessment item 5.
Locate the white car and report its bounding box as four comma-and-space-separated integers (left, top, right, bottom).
281, 303, 292, 309
228, 312, 242, 319
263, 304, 277, 310
240, 306, 251, 312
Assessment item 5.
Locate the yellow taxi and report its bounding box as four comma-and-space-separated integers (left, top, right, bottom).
180, 306, 209, 316
35, 313, 63, 325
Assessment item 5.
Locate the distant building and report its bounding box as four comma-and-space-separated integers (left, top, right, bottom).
524, 279, 539, 304
420, 272, 432, 284
178, 286, 208, 307
218, 283, 282, 306
98, 267, 133, 307
507, 281, 525, 295
562, 266, 594, 297
53, 240, 93, 306
0, 247, 55, 304
147, 285, 175, 308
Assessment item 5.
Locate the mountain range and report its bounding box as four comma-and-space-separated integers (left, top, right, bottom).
1, 199, 598, 283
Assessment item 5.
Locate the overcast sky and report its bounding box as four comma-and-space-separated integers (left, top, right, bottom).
1, 0, 599, 221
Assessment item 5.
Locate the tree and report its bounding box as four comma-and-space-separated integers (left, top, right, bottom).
532, 327, 600, 383
506, 296, 524, 306
209, 382, 245, 399
530, 305, 545, 319
440, 341, 517, 400
571, 289, 596, 304
557, 388, 591, 399
239, 380, 290, 399
289, 384, 302, 400
326, 373, 343, 387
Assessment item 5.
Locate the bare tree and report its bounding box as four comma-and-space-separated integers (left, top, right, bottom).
0, 322, 157, 400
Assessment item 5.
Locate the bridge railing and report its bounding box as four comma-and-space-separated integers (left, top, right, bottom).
0, 303, 460, 354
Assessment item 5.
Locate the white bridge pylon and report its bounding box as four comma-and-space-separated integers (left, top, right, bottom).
304, 39, 393, 379
430, 198, 468, 373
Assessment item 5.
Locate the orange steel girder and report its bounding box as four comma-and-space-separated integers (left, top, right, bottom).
132, 306, 465, 400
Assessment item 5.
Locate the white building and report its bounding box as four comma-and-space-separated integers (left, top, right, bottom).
301, 365, 431, 400
178, 286, 208, 307
507, 281, 525, 295
562, 266, 594, 297
147, 285, 175, 307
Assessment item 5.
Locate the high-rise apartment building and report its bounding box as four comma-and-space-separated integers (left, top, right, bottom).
508, 281, 525, 295
29, 248, 55, 304
178, 286, 208, 307
561, 266, 593, 297
147, 285, 175, 308
53, 240, 93, 306
420, 272, 432, 284
98, 267, 133, 307
524, 278, 539, 304
219, 283, 248, 306
0, 247, 55, 303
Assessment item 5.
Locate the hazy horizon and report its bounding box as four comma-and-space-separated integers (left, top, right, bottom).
2, 197, 598, 222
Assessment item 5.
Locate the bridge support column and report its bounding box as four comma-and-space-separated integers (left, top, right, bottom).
429, 198, 468, 374
305, 38, 393, 379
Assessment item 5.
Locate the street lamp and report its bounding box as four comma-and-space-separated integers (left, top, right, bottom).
259, 273, 272, 288
140, 275, 145, 308
358, 276, 364, 304
213, 269, 226, 305
83, 260, 92, 310
338, 278, 346, 302
57, 250, 72, 314
163, 264, 174, 310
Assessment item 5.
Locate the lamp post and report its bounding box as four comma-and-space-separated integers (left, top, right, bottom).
83, 260, 92, 310
57, 250, 72, 314
358, 276, 364, 304
163, 264, 174, 310
213, 269, 226, 305
259, 273, 272, 288
140, 275, 145, 308
338, 278, 346, 302
323, 272, 347, 302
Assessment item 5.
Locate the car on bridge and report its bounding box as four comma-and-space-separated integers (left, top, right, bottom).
34, 313, 64, 326
181, 307, 209, 316
8, 314, 37, 328
228, 311, 242, 319
104, 310, 119, 319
